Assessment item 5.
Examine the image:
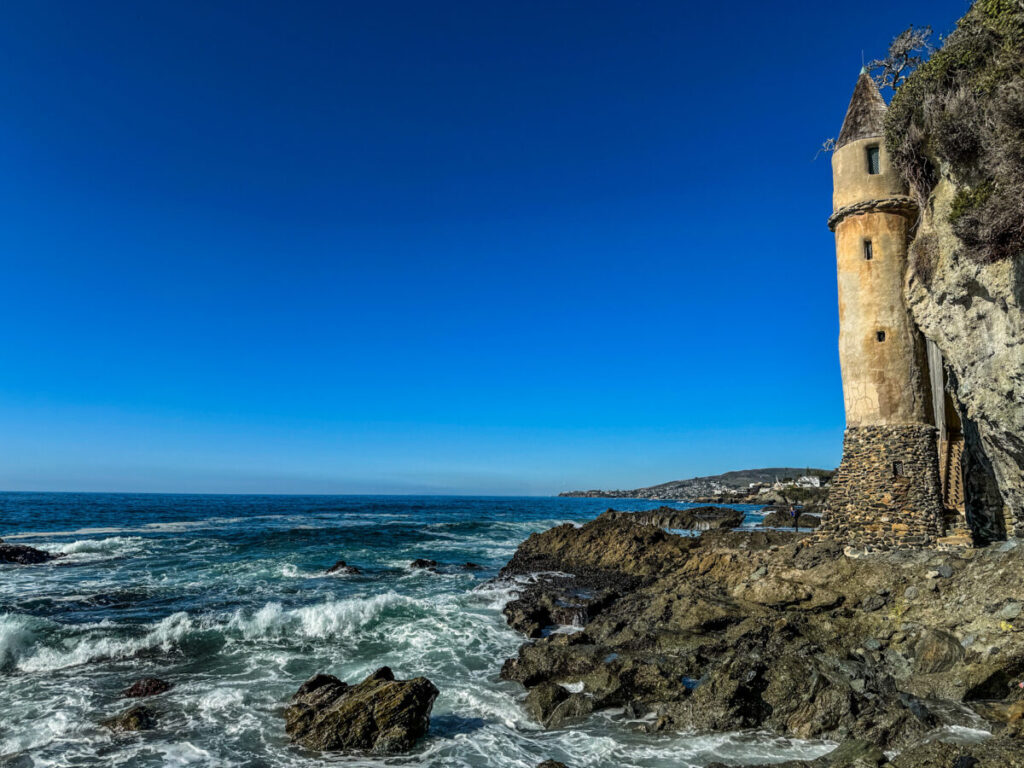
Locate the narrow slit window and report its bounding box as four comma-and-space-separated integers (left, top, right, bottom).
876, 330, 886, 342
866, 145, 881, 175
892, 461, 905, 477
864, 240, 873, 260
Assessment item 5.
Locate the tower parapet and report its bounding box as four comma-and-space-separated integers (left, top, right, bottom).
817, 72, 945, 551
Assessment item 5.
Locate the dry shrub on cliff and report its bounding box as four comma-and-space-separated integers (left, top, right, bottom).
909, 230, 939, 288
885, 0, 1024, 264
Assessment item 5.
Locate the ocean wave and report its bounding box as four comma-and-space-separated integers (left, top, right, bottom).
0, 613, 50, 669
16, 611, 197, 673
227, 592, 426, 641
3, 517, 252, 541
45, 535, 146, 558
8, 590, 446, 674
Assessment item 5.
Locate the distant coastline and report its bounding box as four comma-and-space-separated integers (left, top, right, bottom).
559, 466, 834, 504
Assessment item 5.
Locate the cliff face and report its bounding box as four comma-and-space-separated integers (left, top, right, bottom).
885, 0, 1024, 537
905, 175, 1023, 537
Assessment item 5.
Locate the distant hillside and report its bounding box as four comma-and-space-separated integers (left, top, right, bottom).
559, 467, 832, 500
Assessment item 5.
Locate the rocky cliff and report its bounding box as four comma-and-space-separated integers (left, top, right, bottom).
885, 0, 1024, 537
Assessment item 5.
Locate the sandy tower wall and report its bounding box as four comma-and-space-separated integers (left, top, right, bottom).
817, 73, 944, 550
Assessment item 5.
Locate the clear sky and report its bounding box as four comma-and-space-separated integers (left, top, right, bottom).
0, 1, 970, 495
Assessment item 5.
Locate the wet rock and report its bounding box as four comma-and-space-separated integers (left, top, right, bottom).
121, 678, 173, 698
0, 542, 60, 565
522, 682, 593, 728
461, 562, 482, 570
890, 738, 1024, 767
326, 560, 361, 575
101, 705, 157, 732
523, 682, 567, 724
825, 739, 888, 767
727, 738, 890, 768
607, 505, 745, 531
284, 667, 438, 754
496, 510, 1024, 750
502, 576, 620, 638
409, 559, 437, 569
536, 762, 568, 768
499, 511, 697, 583
913, 629, 965, 675
760, 510, 822, 530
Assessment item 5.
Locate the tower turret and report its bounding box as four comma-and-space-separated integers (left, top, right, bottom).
817, 71, 945, 550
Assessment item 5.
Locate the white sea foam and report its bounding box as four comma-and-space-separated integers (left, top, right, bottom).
0, 613, 46, 668
17, 611, 196, 673
549, 625, 585, 635
157, 742, 216, 766
227, 592, 424, 642
4, 517, 251, 540
44, 536, 146, 560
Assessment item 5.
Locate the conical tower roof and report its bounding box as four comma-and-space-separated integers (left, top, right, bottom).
837, 70, 887, 148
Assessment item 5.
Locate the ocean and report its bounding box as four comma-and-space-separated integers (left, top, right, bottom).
0, 493, 832, 767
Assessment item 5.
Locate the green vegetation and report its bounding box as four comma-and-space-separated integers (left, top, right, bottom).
884, 0, 1024, 264
949, 180, 995, 225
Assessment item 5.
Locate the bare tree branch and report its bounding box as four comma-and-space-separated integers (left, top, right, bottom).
815, 137, 838, 159
867, 25, 934, 92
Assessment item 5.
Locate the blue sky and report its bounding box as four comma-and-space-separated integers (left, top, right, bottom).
0, 0, 970, 494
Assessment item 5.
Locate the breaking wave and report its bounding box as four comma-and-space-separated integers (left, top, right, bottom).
46, 536, 146, 558
15, 611, 197, 673
227, 592, 427, 641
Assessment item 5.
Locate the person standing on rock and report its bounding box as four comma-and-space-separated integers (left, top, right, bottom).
790, 505, 799, 532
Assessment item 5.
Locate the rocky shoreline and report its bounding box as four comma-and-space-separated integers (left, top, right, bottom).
493, 509, 1024, 766
8, 508, 1023, 766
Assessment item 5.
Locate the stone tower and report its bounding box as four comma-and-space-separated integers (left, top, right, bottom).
817, 71, 945, 550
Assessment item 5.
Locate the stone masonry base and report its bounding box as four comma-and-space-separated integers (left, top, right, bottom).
817, 424, 945, 550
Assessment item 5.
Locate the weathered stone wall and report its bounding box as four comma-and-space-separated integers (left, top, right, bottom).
818, 425, 944, 549
832, 135, 905, 211
835, 209, 932, 426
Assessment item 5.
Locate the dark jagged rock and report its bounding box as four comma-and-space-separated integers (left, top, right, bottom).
284, 667, 438, 754
409, 559, 437, 569
498, 512, 700, 638
760, 510, 821, 529
714, 738, 890, 768
326, 560, 361, 575
101, 705, 157, 732
121, 677, 173, 698
500, 511, 697, 583
461, 562, 482, 570
607, 505, 745, 531
522, 681, 593, 728
0, 542, 60, 565
495, 511, 1024, 752
821, 739, 889, 767
536, 761, 568, 768
889, 738, 1024, 768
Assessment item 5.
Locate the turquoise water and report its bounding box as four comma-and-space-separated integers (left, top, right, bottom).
0, 494, 830, 767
